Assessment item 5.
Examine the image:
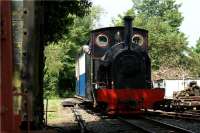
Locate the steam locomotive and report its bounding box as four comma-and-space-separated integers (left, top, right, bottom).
75, 16, 165, 114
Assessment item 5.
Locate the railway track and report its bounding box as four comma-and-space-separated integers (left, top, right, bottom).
84, 108, 196, 133
146, 109, 200, 122
63, 98, 200, 133
118, 116, 194, 133
71, 104, 88, 133
184, 110, 200, 116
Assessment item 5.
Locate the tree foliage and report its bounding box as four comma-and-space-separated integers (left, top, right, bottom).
44, 0, 92, 43
44, 6, 101, 98
133, 0, 183, 29
113, 0, 189, 79
193, 37, 200, 54
189, 37, 200, 77
44, 44, 64, 98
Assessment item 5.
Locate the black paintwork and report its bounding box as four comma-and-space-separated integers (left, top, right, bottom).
80, 23, 151, 100
90, 27, 148, 58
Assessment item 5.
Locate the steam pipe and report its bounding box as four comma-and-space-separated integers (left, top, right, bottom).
124, 16, 133, 50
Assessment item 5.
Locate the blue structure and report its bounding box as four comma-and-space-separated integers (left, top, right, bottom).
76, 53, 86, 97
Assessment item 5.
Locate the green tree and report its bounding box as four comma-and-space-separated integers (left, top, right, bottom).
193, 37, 200, 54
44, 6, 102, 98
44, 44, 64, 98
43, 0, 92, 98
189, 37, 200, 77
133, 0, 183, 29
44, 0, 91, 43
57, 6, 102, 97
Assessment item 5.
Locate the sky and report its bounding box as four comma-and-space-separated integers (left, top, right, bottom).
92, 0, 200, 46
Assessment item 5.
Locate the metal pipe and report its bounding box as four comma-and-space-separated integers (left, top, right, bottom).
124, 16, 133, 50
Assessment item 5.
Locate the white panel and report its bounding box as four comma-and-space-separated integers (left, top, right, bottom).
164, 79, 200, 99
197, 80, 200, 86
75, 60, 79, 79
184, 80, 200, 87
79, 53, 85, 75
164, 80, 184, 99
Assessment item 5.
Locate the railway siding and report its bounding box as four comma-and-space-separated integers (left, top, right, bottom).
56, 98, 200, 133
147, 116, 200, 133
118, 117, 194, 133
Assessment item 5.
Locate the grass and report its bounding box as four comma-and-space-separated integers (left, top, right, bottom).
44, 97, 76, 126
44, 99, 62, 121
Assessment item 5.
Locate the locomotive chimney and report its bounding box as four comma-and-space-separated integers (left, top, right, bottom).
124, 16, 133, 50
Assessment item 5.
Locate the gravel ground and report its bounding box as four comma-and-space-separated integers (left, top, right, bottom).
148, 116, 200, 133
48, 98, 200, 133
77, 107, 144, 133
48, 98, 142, 133
46, 98, 79, 132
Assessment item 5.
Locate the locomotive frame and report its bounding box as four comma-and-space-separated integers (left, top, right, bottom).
75, 16, 165, 115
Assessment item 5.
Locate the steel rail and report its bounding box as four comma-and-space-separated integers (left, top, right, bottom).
71, 105, 87, 133
143, 116, 194, 133
146, 110, 200, 122
118, 116, 194, 133
117, 117, 155, 133
161, 113, 200, 122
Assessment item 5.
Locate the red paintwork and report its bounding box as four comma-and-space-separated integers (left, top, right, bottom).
96, 88, 165, 114
1, 1, 20, 133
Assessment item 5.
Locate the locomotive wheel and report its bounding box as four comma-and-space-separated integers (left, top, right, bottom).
95, 102, 108, 114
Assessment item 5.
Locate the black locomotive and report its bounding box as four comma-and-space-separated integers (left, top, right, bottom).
76, 16, 164, 114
